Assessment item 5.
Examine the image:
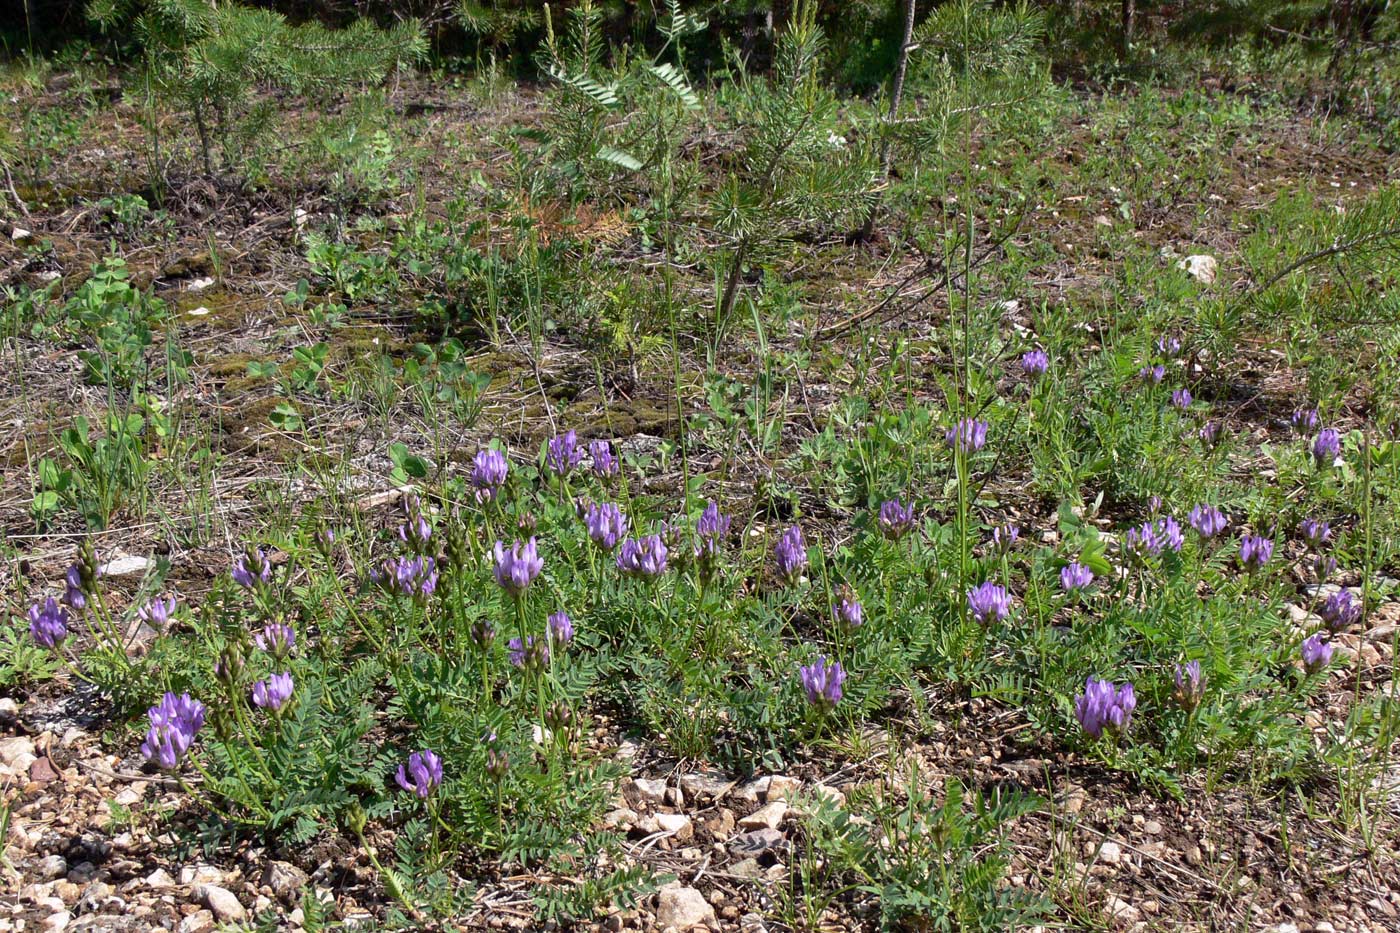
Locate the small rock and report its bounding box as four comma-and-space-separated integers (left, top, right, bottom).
739, 914, 769, 932
628, 778, 668, 806
66, 863, 98, 884
43, 911, 71, 933
1142, 820, 1162, 835
1270, 924, 1299, 933
655, 813, 693, 842
1185, 845, 1203, 866
179, 865, 224, 886
1096, 841, 1123, 865
679, 772, 735, 801
10, 226, 32, 241
603, 808, 638, 831
655, 885, 716, 930
145, 869, 176, 890
706, 809, 735, 839
98, 555, 151, 577
195, 884, 246, 923
0, 736, 36, 769
730, 858, 764, 879
262, 861, 309, 904
1177, 254, 1218, 285
738, 801, 787, 830
765, 776, 801, 801
178, 910, 215, 933
1104, 894, 1140, 925
37, 855, 68, 880
187, 277, 215, 292
728, 828, 785, 856
1059, 785, 1087, 816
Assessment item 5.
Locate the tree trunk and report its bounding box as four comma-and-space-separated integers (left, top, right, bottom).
858, 0, 918, 241
1120, 0, 1136, 59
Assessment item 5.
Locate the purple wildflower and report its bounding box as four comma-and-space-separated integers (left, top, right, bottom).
63, 565, 87, 610
1157, 335, 1182, 358
1301, 633, 1333, 674
774, 526, 808, 584
1188, 505, 1227, 539
1139, 365, 1166, 384
798, 657, 846, 711
1312, 429, 1342, 466
584, 502, 628, 551
1239, 534, 1273, 571
992, 524, 1020, 554
967, 582, 1011, 625
254, 622, 296, 659
372, 555, 439, 598
492, 538, 543, 597
545, 430, 584, 478
1160, 515, 1184, 552
251, 672, 294, 712
137, 596, 177, 629
507, 635, 549, 671
1313, 554, 1337, 582
1021, 349, 1049, 377
396, 750, 444, 799
27, 598, 69, 649
1198, 421, 1223, 450
1319, 590, 1363, 632
140, 692, 206, 770
1299, 518, 1331, 550
1171, 388, 1193, 409
548, 611, 574, 644
470, 448, 509, 503
1291, 408, 1319, 434
231, 547, 272, 589
945, 418, 988, 454
1172, 661, 1205, 713
616, 535, 668, 578
1074, 677, 1136, 739
589, 439, 619, 479
835, 587, 863, 632
877, 498, 917, 540
1060, 562, 1094, 593
398, 513, 432, 552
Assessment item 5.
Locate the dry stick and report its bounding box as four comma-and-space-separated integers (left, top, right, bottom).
2, 158, 31, 219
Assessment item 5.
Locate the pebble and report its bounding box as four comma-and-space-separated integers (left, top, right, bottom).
655, 813, 693, 842
144, 869, 176, 890
36, 855, 68, 881
628, 778, 667, 806
738, 801, 787, 830
655, 885, 715, 930
178, 910, 215, 933
195, 884, 247, 923
262, 861, 309, 904
1104, 894, 1140, 925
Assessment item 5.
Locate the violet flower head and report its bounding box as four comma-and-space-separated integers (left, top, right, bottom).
372, 555, 438, 598
470, 448, 509, 503
1291, 408, 1319, 434
1299, 518, 1331, 550
1073, 677, 1136, 739
616, 534, 669, 578
507, 635, 549, 671
1156, 335, 1182, 358
1198, 421, 1224, 450
1188, 504, 1227, 539
589, 439, 619, 479
945, 418, 988, 454
1312, 429, 1342, 467
396, 750, 443, 799
27, 598, 69, 649
1172, 661, 1205, 713
584, 502, 628, 551
1171, 388, 1193, 409
774, 526, 808, 584
1239, 534, 1273, 571
1124, 521, 1162, 560
992, 524, 1020, 555
798, 656, 846, 712
492, 538, 543, 597
545, 429, 584, 478
1148, 495, 1163, 517
232, 547, 272, 589
1060, 561, 1094, 593
696, 500, 732, 552
1021, 349, 1049, 377
548, 611, 574, 645
877, 498, 917, 541
967, 581, 1012, 625
1313, 554, 1338, 582
251, 672, 294, 712
137, 596, 177, 629
254, 622, 296, 659
835, 587, 864, 633
63, 564, 87, 610
1159, 515, 1184, 552
1301, 633, 1333, 674
140, 692, 205, 770
398, 513, 432, 552
1319, 590, 1363, 632
1139, 364, 1166, 384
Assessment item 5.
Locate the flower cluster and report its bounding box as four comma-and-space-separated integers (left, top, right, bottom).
140, 692, 206, 770
1021, 349, 1049, 377
252, 672, 294, 711
493, 539, 543, 596
232, 546, 273, 589
548, 611, 574, 645
1171, 388, 1193, 409
835, 586, 863, 633
372, 555, 439, 598
696, 500, 732, 557
1312, 428, 1341, 466
470, 448, 509, 503
589, 439, 618, 479
1188, 504, 1227, 539
137, 596, 177, 628
1125, 516, 1183, 560
508, 635, 549, 671
1319, 590, 1362, 632
616, 534, 669, 577
1291, 408, 1319, 434
877, 499, 916, 540
967, 582, 1011, 625
1074, 677, 1136, 739
28, 598, 69, 649
774, 526, 808, 583
1060, 562, 1094, 593
945, 418, 988, 454
1301, 633, 1333, 674
799, 657, 846, 712
1299, 518, 1331, 550
991, 524, 1019, 554
546, 430, 585, 478
584, 502, 628, 551
396, 749, 444, 798
1239, 534, 1273, 571
254, 622, 296, 659
1172, 661, 1205, 713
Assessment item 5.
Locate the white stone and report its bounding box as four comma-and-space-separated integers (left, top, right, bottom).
10, 227, 31, 241
655, 885, 715, 930
187, 306, 211, 317
738, 801, 787, 830
1177, 254, 1218, 285
655, 813, 693, 841
98, 555, 151, 577
145, 869, 176, 890
187, 277, 215, 292
629, 778, 668, 805
1097, 840, 1123, 865
1104, 894, 1139, 925
195, 884, 246, 922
